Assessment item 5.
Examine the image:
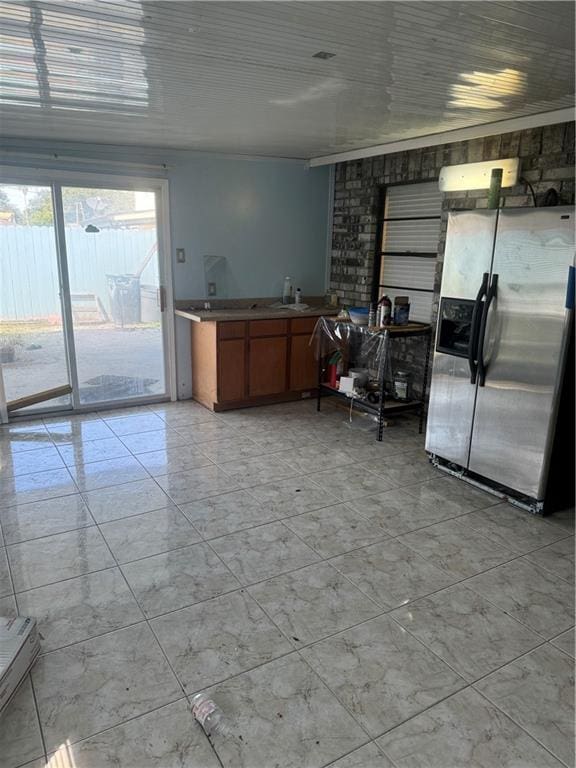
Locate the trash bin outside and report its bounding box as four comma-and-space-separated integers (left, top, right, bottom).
140, 284, 161, 323
106, 274, 141, 326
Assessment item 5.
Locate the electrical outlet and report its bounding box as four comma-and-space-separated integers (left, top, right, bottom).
208, 282, 217, 296
176, 248, 186, 263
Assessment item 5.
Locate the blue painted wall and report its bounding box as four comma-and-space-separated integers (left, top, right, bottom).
0, 139, 330, 300
0, 139, 331, 396
169, 154, 330, 300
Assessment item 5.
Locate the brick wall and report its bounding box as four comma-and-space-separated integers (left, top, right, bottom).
330, 121, 575, 313
330, 121, 575, 400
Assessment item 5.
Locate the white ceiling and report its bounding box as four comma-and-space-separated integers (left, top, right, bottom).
0, 1, 574, 160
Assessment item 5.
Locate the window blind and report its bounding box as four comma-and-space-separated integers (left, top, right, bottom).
378, 181, 442, 322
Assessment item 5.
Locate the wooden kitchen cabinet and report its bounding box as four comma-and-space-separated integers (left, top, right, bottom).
218, 321, 246, 340
249, 336, 287, 396
218, 338, 246, 401
190, 315, 323, 411
249, 319, 288, 337
289, 316, 319, 391
290, 333, 317, 390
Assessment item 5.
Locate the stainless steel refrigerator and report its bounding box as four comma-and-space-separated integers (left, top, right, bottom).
426, 206, 574, 513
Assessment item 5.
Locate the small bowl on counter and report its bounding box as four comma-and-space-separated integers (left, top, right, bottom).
348, 307, 369, 325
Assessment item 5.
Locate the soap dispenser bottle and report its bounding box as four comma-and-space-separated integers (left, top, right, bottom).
282, 277, 292, 305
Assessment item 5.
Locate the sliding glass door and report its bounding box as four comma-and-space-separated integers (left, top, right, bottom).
62, 186, 167, 405
0, 183, 72, 412
0, 173, 173, 418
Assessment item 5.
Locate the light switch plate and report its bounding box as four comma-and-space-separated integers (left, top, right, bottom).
176, 248, 186, 263
208, 282, 217, 296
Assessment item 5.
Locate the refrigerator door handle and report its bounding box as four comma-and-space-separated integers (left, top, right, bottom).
468, 272, 489, 383
477, 273, 499, 387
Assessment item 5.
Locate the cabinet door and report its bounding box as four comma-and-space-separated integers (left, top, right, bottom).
218, 338, 246, 402
290, 334, 317, 390
249, 337, 287, 396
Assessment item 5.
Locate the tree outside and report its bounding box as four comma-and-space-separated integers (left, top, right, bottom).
0, 185, 137, 226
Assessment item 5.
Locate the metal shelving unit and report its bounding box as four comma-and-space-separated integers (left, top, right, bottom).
315, 318, 432, 441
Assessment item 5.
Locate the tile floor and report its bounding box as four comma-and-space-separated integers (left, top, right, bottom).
0, 399, 573, 768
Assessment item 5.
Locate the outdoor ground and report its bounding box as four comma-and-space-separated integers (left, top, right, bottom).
1, 324, 165, 407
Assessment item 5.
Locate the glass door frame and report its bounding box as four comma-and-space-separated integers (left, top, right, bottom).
0, 165, 176, 419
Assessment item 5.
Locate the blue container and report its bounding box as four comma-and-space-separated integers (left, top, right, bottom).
393, 303, 410, 325
349, 307, 369, 325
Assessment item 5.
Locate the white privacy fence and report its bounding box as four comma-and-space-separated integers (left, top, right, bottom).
1, 226, 158, 320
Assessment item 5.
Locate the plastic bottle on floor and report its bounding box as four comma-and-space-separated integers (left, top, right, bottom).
191, 693, 229, 738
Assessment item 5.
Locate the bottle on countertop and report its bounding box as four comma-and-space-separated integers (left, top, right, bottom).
378, 294, 392, 326
368, 303, 376, 329
282, 277, 293, 305
295, 288, 302, 305
393, 296, 410, 325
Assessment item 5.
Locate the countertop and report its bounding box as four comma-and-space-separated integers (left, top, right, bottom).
175, 305, 339, 323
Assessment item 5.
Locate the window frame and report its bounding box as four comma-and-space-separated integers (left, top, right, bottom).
371, 179, 441, 310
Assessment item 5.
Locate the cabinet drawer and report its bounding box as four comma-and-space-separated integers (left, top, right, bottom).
249, 319, 288, 337
218, 321, 246, 340
290, 316, 319, 335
